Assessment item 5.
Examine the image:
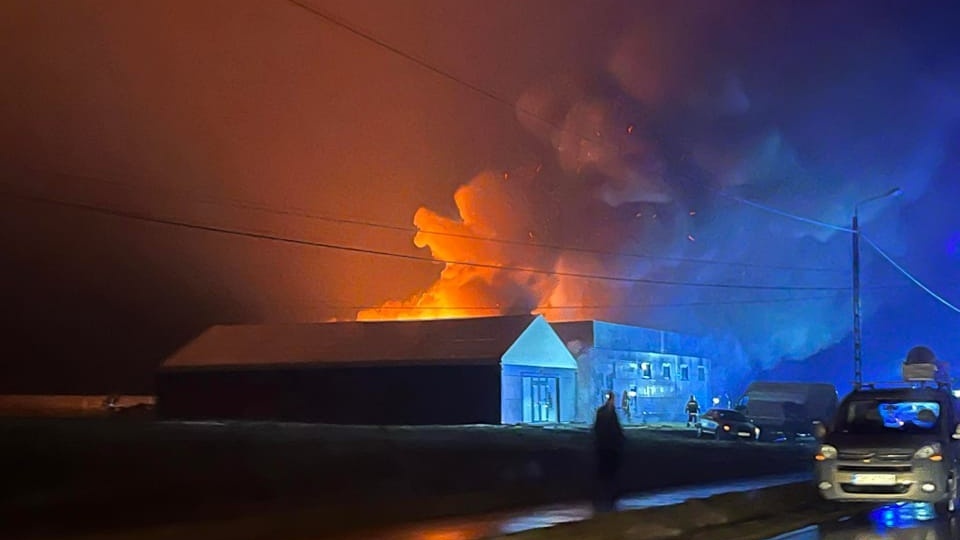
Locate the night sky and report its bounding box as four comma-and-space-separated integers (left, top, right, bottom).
2, 0, 959, 394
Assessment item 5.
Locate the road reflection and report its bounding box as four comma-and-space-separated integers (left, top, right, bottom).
779, 503, 960, 540
337, 473, 808, 540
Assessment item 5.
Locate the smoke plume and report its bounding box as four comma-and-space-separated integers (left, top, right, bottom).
360, 1, 960, 371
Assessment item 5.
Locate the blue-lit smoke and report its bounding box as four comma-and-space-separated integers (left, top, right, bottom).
507, 1, 960, 386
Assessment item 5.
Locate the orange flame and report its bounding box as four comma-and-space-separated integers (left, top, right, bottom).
357, 171, 629, 322
356, 172, 550, 321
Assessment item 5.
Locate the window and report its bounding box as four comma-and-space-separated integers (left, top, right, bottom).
679, 364, 690, 381
697, 365, 706, 381
640, 362, 652, 379
661, 363, 672, 380
836, 400, 941, 434
616, 361, 638, 378
714, 410, 747, 422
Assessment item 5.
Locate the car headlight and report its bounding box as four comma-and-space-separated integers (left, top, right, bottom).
754, 427, 760, 436
722, 424, 731, 431
816, 445, 837, 461
915, 443, 943, 461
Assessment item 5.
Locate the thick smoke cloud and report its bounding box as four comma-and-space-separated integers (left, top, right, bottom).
2, 1, 959, 392
374, 1, 960, 377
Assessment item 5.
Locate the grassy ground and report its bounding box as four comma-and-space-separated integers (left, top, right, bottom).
0, 417, 815, 538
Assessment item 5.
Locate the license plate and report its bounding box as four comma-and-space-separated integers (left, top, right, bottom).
851, 473, 897, 486
737, 432, 752, 438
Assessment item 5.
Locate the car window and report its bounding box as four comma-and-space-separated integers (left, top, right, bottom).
836, 400, 941, 434
715, 410, 746, 422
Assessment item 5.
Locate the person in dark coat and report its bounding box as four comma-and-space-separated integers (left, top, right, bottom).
685, 395, 700, 427
593, 391, 626, 511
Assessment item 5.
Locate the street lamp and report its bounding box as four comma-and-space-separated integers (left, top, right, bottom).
852, 187, 903, 389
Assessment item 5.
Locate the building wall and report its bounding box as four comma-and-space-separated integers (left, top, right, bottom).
156, 363, 502, 425
500, 364, 576, 424
500, 315, 579, 424
577, 349, 712, 423
593, 321, 713, 358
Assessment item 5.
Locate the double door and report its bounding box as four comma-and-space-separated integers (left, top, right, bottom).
522, 376, 558, 423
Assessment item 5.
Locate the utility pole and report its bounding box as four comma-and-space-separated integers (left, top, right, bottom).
852, 187, 902, 390
852, 210, 862, 389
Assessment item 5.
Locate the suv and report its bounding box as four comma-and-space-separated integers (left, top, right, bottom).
814, 383, 960, 513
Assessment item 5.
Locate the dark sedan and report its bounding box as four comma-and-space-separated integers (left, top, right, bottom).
696, 408, 761, 440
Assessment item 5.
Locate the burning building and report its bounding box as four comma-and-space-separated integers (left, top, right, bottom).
157, 310, 723, 425
157, 314, 578, 425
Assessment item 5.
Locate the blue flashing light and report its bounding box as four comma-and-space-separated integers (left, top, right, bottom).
869, 502, 936, 532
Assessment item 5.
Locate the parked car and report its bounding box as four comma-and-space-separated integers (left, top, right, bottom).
735, 381, 838, 440
697, 408, 761, 440
814, 383, 960, 514
814, 349, 960, 515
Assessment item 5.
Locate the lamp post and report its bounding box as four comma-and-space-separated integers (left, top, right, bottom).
852, 187, 903, 389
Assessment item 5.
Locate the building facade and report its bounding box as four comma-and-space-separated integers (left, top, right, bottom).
157, 314, 720, 425
552, 320, 717, 423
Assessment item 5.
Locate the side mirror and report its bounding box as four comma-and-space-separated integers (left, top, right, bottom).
812, 421, 828, 441
952, 424, 960, 441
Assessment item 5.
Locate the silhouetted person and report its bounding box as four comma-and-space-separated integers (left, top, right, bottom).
686, 395, 700, 427
593, 391, 625, 511
620, 390, 632, 423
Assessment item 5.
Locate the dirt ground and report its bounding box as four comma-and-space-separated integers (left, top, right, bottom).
0, 417, 816, 538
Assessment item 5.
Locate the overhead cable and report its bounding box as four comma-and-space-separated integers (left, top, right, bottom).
1, 188, 863, 292
8, 169, 846, 274
861, 234, 960, 313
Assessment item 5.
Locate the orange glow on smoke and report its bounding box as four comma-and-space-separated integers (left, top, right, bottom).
356, 171, 594, 322
357, 171, 633, 322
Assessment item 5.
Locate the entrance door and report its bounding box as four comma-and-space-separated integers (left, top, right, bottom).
522, 376, 559, 423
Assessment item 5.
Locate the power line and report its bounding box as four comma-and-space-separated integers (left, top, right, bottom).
284, 0, 574, 141
283, 0, 659, 180
715, 191, 854, 233
861, 234, 960, 313
2, 188, 863, 292
720, 188, 960, 314
8, 169, 845, 274
312, 294, 842, 313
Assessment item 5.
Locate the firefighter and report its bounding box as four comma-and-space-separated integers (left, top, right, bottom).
685, 394, 700, 427
620, 390, 632, 423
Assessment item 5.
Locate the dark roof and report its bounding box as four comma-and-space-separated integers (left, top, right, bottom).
162, 314, 539, 371
550, 321, 595, 347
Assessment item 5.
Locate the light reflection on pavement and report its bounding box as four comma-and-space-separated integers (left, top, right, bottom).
772, 502, 960, 540
338, 473, 810, 540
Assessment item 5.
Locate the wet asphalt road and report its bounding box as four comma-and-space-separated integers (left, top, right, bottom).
769, 502, 960, 540
337, 472, 811, 540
